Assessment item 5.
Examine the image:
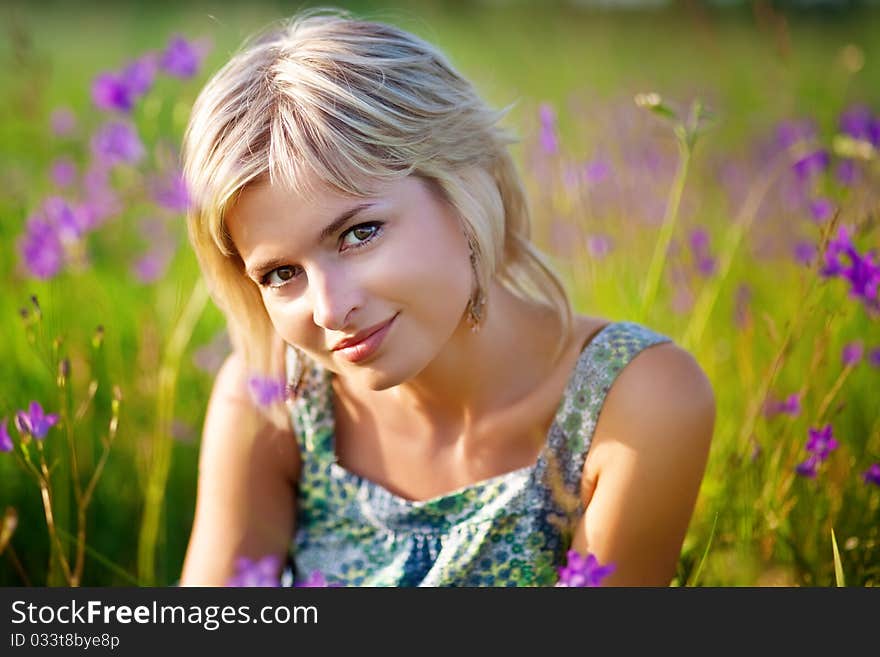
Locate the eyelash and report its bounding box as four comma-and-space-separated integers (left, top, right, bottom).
259, 221, 385, 289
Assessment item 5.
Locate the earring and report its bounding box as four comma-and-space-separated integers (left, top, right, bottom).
466, 246, 486, 332
286, 346, 307, 400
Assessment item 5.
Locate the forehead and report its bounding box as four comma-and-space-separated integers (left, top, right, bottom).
223, 175, 434, 257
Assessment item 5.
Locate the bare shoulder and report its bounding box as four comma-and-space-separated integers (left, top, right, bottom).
179, 347, 300, 585
570, 339, 716, 585
588, 340, 715, 473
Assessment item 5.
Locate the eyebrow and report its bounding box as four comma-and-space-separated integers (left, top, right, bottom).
245, 202, 375, 280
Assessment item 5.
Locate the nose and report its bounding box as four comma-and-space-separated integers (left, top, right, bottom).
308, 265, 359, 332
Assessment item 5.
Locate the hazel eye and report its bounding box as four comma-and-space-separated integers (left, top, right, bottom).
261, 265, 300, 288
340, 222, 382, 250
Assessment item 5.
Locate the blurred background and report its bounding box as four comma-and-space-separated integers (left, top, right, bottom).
1, 0, 878, 586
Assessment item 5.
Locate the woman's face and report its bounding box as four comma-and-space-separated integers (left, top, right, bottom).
225, 175, 474, 390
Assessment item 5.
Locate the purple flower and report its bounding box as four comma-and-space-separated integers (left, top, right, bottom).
296, 571, 331, 587
587, 234, 613, 259
780, 393, 802, 417
14, 401, 59, 440
808, 198, 833, 223
795, 454, 819, 478
121, 54, 158, 98
160, 35, 204, 78
49, 107, 76, 137
689, 228, 710, 252
556, 549, 615, 587
18, 217, 64, 279
863, 464, 880, 487
91, 72, 134, 112
226, 555, 281, 587
868, 348, 880, 368
50, 157, 77, 188
763, 392, 801, 419
793, 241, 817, 267
806, 424, 838, 461
583, 158, 610, 184
836, 159, 859, 187
538, 103, 559, 156
0, 419, 12, 452
842, 341, 863, 366
793, 149, 830, 181
820, 226, 880, 308
248, 375, 287, 407
838, 105, 879, 146
133, 251, 171, 284
152, 171, 191, 213
776, 119, 816, 151
91, 121, 144, 166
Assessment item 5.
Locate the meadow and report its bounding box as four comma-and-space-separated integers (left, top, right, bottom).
1, 0, 878, 586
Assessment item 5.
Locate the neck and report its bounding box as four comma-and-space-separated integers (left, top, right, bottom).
368, 282, 565, 442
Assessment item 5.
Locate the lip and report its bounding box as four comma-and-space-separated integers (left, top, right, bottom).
332, 314, 397, 363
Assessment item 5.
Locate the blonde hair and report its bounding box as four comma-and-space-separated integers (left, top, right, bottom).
182, 8, 573, 383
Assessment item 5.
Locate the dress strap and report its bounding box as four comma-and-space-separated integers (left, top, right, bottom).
544, 321, 673, 498
285, 345, 335, 459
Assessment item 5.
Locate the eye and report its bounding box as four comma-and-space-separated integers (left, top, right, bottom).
340, 221, 383, 250
260, 265, 300, 289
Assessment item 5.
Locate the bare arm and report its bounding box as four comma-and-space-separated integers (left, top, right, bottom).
572, 342, 715, 586
179, 350, 300, 586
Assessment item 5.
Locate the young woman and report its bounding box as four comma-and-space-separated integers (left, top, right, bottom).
179, 10, 715, 587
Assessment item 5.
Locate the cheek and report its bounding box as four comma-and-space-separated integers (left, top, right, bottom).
261, 296, 314, 346
385, 228, 471, 319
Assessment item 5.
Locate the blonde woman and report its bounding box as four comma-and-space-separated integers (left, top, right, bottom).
179, 10, 715, 587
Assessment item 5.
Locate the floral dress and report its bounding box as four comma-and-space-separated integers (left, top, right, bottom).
281, 321, 671, 586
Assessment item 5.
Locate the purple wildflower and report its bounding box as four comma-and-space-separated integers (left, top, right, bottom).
19, 217, 64, 279
50, 107, 77, 137
583, 158, 610, 184
160, 35, 204, 78
0, 419, 12, 452
91, 121, 144, 166
795, 454, 819, 478
805, 424, 838, 461
152, 171, 190, 213
776, 119, 816, 151
820, 226, 880, 308
50, 157, 77, 188
835, 159, 859, 187
868, 347, 880, 368
781, 393, 802, 417
793, 241, 817, 267
808, 198, 833, 223
226, 555, 281, 587
91, 72, 133, 112
586, 234, 613, 259
842, 341, 863, 366
296, 571, 330, 587
538, 103, 559, 156
121, 54, 158, 98
133, 251, 171, 284
838, 105, 879, 146
248, 375, 287, 407
793, 149, 830, 181
42, 196, 85, 243
556, 549, 615, 587
14, 402, 59, 440
862, 464, 880, 487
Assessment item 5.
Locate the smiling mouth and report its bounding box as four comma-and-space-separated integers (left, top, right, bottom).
332, 313, 398, 363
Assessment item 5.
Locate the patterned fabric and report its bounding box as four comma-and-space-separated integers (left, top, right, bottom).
281, 321, 671, 587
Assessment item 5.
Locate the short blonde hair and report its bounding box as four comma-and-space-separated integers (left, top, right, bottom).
182, 8, 573, 381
